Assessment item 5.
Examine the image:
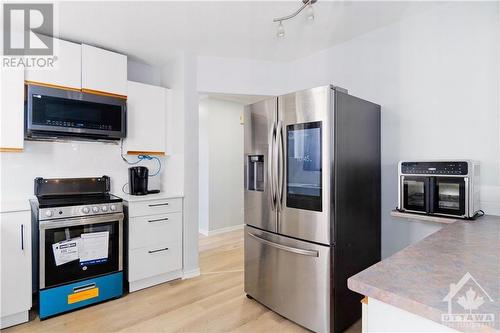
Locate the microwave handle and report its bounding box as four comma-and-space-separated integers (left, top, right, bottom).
427, 177, 434, 214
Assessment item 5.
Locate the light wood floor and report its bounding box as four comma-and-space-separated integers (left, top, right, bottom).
4, 229, 361, 333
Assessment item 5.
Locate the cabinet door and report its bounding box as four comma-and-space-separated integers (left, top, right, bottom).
81, 44, 127, 97
0, 211, 32, 319
123, 81, 166, 155
25, 38, 81, 89
0, 67, 24, 151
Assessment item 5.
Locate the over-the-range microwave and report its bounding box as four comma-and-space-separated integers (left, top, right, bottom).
25, 84, 127, 140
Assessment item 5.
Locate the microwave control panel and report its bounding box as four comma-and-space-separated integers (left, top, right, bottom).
401, 161, 468, 175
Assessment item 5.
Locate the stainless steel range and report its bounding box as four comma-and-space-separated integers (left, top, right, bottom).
30, 176, 124, 319
244, 86, 381, 333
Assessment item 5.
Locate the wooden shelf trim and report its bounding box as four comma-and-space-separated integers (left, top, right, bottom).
126, 151, 166, 156
390, 210, 458, 224
25, 81, 127, 100
0, 147, 23, 153
82, 88, 127, 100
25, 80, 80, 92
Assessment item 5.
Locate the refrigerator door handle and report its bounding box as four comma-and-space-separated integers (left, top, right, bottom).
276, 120, 284, 212
248, 232, 319, 257
268, 121, 276, 210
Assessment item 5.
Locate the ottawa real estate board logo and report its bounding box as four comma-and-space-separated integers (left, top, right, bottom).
2, 3, 56, 68
441, 272, 495, 329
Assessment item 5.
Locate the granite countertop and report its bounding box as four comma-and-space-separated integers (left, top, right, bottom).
348, 215, 500, 333
114, 192, 184, 202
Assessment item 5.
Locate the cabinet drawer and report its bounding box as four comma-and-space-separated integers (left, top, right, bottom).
129, 212, 182, 250
127, 198, 182, 217
128, 241, 182, 282
39, 272, 122, 319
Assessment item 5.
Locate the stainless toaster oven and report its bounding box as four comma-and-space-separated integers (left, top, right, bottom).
397, 160, 480, 219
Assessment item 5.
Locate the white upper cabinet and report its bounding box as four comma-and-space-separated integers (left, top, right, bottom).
81, 44, 127, 97
0, 66, 24, 151
124, 81, 167, 154
25, 38, 81, 89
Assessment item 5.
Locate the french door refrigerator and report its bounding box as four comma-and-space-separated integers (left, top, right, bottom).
244, 85, 381, 333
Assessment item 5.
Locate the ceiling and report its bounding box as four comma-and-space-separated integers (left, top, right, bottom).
53, 1, 440, 66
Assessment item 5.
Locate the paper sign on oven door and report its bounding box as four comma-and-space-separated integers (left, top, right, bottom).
52, 238, 80, 266
79, 231, 109, 266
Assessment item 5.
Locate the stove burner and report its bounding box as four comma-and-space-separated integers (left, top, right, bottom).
37, 193, 122, 209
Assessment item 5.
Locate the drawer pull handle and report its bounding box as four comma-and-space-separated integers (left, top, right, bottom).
21, 224, 24, 251
148, 247, 169, 254
149, 203, 169, 207
148, 217, 169, 223
73, 283, 96, 293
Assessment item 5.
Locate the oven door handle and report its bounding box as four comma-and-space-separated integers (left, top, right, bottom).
39, 212, 124, 230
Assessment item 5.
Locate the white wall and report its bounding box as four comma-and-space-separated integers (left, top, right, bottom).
198, 98, 244, 234
0, 141, 163, 201
161, 52, 200, 276
197, 56, 287, 96
286, 1, 500, 257
127, 60, 162, 86
198, 100, 209, 233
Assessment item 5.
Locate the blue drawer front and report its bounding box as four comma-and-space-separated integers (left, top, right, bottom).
40, 272, 123, 319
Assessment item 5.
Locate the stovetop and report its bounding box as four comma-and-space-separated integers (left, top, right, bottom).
36, 193, 123, 209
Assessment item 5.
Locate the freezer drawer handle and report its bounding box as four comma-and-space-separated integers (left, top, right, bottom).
148, 217, 169, 223
149, 203, 169, 207
248, 233, 319, 257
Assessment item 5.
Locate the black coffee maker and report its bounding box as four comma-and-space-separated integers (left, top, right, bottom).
128, 166, 160, 195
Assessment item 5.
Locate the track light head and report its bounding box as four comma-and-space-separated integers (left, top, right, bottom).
277, 21, 285, 38
306, 3, 314, 20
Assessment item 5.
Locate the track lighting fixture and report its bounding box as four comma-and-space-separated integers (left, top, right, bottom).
273, 0, 317, 38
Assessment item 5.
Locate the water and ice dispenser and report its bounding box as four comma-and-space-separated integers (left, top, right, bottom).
247, 155, 264, 191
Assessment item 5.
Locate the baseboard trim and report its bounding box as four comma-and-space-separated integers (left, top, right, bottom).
182, 268, 201, 279
200, 224, 244, 236
0, 310, 29, 329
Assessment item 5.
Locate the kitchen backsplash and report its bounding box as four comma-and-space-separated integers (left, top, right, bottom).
0, 140, 163, 201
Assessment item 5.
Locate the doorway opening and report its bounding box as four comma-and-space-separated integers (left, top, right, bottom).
198, 93, 269, 236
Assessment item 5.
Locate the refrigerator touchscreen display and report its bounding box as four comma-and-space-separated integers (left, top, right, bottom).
286, 121, 322, 211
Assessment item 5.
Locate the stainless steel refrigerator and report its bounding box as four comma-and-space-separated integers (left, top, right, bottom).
244, 85, 381, 333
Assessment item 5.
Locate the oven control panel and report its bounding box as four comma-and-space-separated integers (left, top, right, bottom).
39, 202, 123, 221
401, 161, 469, 176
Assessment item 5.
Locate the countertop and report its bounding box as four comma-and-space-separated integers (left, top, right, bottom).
114, 193, 184, 202
348, 215, 500, 332
0, 199, 31, 213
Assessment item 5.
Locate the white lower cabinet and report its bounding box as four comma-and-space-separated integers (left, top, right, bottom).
363, 297, 459, 332
125, 197, 183, 292
0, 210, 32, 329
129, 241, 182, 282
